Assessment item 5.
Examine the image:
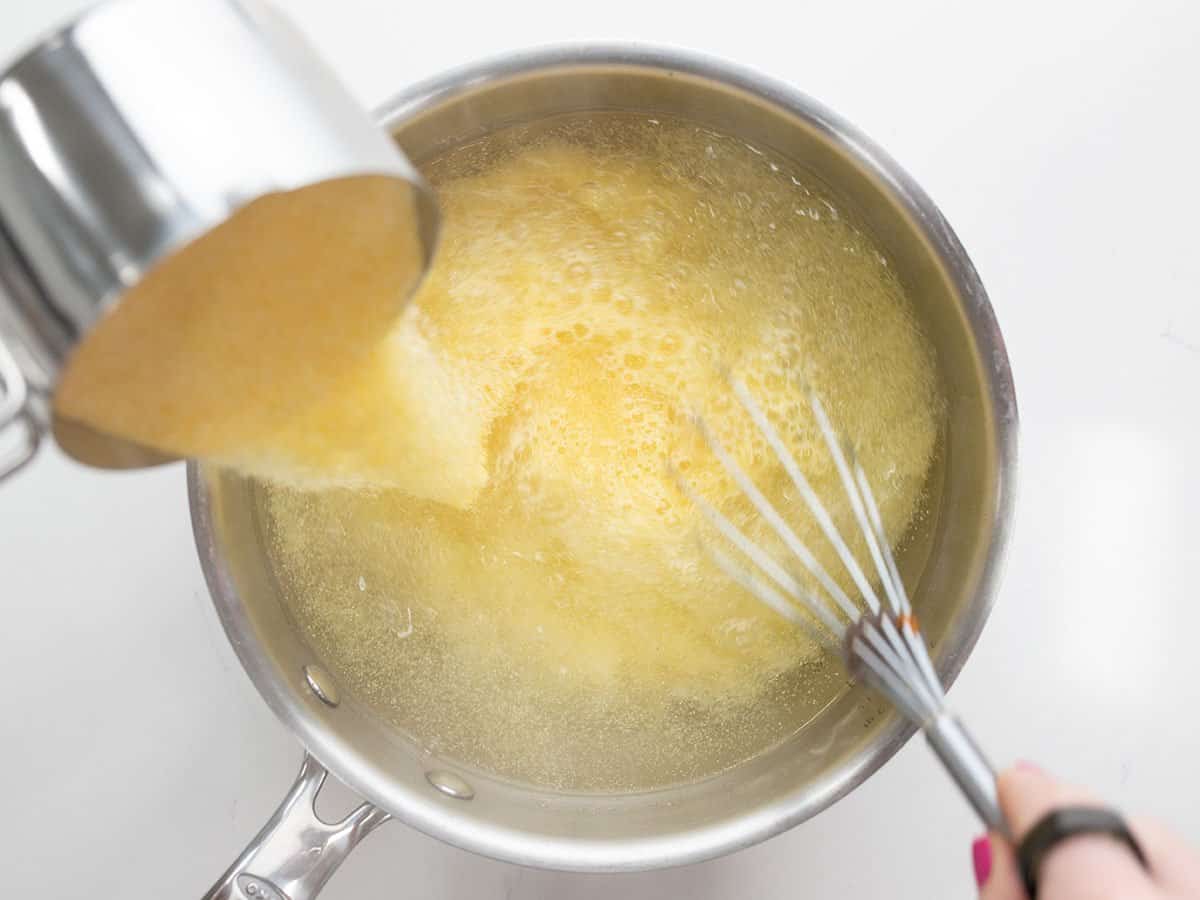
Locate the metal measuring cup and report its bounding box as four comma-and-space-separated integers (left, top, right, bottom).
0, 0, 438, 482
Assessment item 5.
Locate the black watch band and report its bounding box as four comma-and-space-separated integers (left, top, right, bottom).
1017, 806, 1148, 897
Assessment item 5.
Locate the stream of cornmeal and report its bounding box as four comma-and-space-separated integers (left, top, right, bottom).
57, 113, 945, 791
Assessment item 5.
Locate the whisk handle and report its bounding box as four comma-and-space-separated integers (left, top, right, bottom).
924, 713, 1011, 838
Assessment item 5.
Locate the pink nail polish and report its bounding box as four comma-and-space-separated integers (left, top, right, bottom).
1016, 759, 1043, 775
972, 835, 992, 888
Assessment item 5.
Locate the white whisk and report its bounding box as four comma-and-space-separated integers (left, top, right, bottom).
676, 375, 1010, 836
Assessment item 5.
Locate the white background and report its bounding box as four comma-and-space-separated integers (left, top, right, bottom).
2, 0, 1199, 897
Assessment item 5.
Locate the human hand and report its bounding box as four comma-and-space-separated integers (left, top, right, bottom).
974, 764, 1200, 898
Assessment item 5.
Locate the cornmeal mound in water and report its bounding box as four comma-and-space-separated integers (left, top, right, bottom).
263, 115, 945, 790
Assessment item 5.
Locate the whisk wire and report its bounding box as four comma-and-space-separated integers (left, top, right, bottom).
691, 415, 860, 624
680, 416, 931, 707
850, 458, 945, 704
723, 377, 942, 715
706, 543, 840, 655
671, 465, 845, 639
805, 388, 892, 616
729, 378, 884, 617
854, 462, 910, 615
851, 635, 927, 723
683, 374, 1007, 833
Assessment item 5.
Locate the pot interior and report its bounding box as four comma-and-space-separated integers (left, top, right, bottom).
192, 48, 1011, 871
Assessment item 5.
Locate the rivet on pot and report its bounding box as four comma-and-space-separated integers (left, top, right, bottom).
303, 664, 340, 707
427, 770, 474, 800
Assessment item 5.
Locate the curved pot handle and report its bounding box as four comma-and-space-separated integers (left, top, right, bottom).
203, 754, 390, 900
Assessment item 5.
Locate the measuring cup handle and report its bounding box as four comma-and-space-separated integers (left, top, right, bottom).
202, 754, 389, 900
0, 335, 40, 482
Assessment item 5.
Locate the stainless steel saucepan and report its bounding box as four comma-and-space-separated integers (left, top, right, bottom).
190, 46, 1017, 900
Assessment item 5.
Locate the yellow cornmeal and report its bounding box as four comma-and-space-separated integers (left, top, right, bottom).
54, 175, 486, 506
262, 115, 946, 790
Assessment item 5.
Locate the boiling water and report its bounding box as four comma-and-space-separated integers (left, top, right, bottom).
262, 114, 945, 791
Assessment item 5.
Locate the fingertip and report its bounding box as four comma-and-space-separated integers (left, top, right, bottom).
996, 766, 1043, 818
976, 830, 1027, 899
972, 834, 992, 888
999, 762, 1050, 792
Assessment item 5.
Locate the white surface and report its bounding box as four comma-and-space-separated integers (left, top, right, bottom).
2, 0, 1199, 897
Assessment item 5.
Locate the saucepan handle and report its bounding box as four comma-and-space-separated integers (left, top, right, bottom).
203, 754, 390, 900
0, 335, 40, 483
